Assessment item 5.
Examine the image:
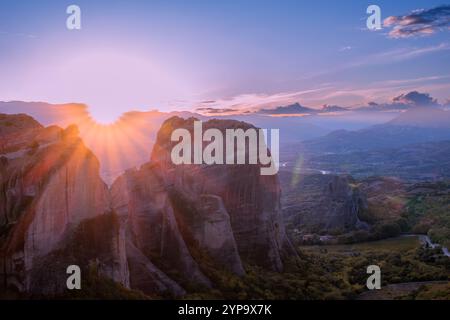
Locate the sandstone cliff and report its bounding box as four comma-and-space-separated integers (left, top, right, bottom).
1, 114, 296, 298
110, 164, 211, 291
110, 117, 296, 292
149, 117, 295, 272
0, 114, 128, 294
281, 172, 369, 234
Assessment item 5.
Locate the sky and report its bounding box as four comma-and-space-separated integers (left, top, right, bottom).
0, 0, 449, 123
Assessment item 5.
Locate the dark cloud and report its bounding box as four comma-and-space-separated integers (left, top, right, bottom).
393, 91, 438, 107
384, 5, 450, 38
253, 103, 350, 116
360, 91, 439, 111
320, 105, 349, 113
256, 103, 317, 115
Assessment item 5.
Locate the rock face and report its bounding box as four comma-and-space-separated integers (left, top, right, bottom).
148, 117, 295, 272
125, 240, 185, 297
0, 114, 128, 294
281, 172, 369, 234
321, 175, 369, 231
0, 113, 44, 154
1, 114, 295, 297
111, 116, 294, 286
26, 213, 130, 295
110, 164, 212, 289
179, 194, 244, 275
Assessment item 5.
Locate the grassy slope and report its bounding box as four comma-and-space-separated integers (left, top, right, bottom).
301, 235, 450, 300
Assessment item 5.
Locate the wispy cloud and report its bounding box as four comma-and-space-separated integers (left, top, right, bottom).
315, 78, 450, 105
339, 46, 353, 52
194, 87, 333, 115
350, 43, 450, 67
384, 5, 450, 38
373, 75, 450, 86
196, 107, 238, 115
194, 87, 450, 116
297, 43, 450, 83
0, 30, 37, 39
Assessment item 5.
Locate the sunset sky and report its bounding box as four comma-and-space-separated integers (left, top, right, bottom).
1, 0, 449, 123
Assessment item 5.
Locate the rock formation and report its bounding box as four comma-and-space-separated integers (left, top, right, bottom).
147, 117, 294, 272
281, 172, 369, 234
1, 114, 295, 298
110, 163, 212, 290
0, 114, 127, 294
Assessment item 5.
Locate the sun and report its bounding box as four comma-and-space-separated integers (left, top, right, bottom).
65, 109, 165, 184
24, 47, 195, 124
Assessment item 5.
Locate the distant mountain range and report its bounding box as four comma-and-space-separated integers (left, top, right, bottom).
279, 107, 450, 182
306, 140, 450, 181
388, 106, 450, 128
301, 107, 450, 154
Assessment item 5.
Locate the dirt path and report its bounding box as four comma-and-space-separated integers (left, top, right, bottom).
357, 281, 449, 300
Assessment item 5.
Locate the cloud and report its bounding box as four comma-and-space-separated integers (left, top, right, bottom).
376, 75, 450, 86
392, 91, 438, 107
299, 43, 450, 82
360, 91, 440, 111
196, 107, 238, 115
255, 103, 317, 115
352, 43, 450, 67
190, 84, 450, 119
339, 46, 353, 52
384, 5, 450, 38
194, 87, 333, 115
196, 101, 351, 117
254, 103, 350, 116
0, 30, 37, 39
190, 73, 450, 117
321, 105, 349, 112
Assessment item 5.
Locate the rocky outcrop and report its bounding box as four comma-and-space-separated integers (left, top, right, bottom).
26, 213, 130, 295
111, 116, 294, 284
125, 240, 185, 297
110, 164, 211, 289
0, 113, 44, 154
148, 117, 295, 272
1, 114, 296, 298
174, 193, 245, 276
0, 114, 128, 294
281, 172, 369, 234
358, 177, 407, 223
322, 175, 369, 231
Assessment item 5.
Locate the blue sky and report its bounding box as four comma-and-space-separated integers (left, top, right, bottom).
1, 0, 449, 122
